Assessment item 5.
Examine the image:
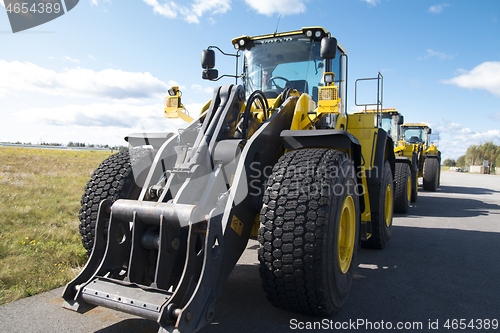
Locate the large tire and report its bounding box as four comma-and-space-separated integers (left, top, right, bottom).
423, 157, 439, 191
394, 163, 411, 214
78, 149, 147, 255
410, 155, 418, 203
362, 160, 393, 249
258, 149, 359, 316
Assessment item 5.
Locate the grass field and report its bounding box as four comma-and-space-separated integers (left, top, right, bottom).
0, 147, 113, 305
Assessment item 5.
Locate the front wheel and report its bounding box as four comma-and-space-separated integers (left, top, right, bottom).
78, 149, 150, 255
410, 155, 418, 203
258, 149, 360, 316
394, 163, 411, 214
423, 157, 439, 191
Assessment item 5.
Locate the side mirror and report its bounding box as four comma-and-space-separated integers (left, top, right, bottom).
202, 69, 218, 80
398, 115, 404, 125
201, 49, 215, 69
427, 128, 432, 135
320, 37, 337, 59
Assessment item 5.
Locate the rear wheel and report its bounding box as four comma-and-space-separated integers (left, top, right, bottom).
78, 149, 150, 255
362, 160, 393, 249
410, 155, 418, 203
258, 148, 359, 316
423, 157, 439, 191
394, 163, 410, 214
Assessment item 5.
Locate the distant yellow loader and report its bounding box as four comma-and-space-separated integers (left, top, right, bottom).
399, 123, 441, 192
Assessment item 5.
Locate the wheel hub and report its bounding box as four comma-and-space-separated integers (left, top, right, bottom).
338, 195, 356, 274
385, 183, 393, 227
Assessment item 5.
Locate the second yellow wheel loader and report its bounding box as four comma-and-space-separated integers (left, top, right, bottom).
355, 109, 413, 213
400, 123, 441, 191
64, 27, 396, 333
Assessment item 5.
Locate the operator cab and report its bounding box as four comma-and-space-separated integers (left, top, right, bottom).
402, 124, 431, 146
234, 28, 346, 106
354, 109, 404, 145
379, 110, 404, 144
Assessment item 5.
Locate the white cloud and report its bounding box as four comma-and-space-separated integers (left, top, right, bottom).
0, 0, 4, 7
91, 0, 110, 6
11, 102, 187, 146
18, 103, 164, 128
88, 55, 97, 61
418, 49, 455, 60
143, 0, 177, 19
183, 102, 207, 118
191, 84, 214, 94
361, 0, 380, 6
429, 3, 450, 14
63, 56, 80, 63
143, 0, 231, 24
441, 61, 500, 97
244, 0, 307, 16
428, 120, 500, 160
168, 79, 180, 87
143, 0, 312, 22
192, 0, 231, 16
0, 60, 169, 102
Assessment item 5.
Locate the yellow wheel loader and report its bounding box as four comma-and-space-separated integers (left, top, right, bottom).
400, 123, 441, 192
63, 27, 396, 333
354, 109, 414, 214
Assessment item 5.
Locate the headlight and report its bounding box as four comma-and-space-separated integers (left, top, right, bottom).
324, 73, 335, 84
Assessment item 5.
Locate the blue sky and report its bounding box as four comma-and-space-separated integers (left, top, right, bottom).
1, 0, 499, 161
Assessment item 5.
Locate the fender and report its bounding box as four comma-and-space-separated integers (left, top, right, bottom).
281, 129, 363, 170
280, 129, 364, 213
365, 129, 395, 214
366, 129, 395, 184
395, 156, 411, 166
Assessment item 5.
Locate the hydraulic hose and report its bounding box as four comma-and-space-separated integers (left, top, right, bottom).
242, 90, 269, 140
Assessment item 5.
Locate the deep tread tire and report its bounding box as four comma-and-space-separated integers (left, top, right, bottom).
362, 160, 393, 249
78, 149, 146, 255
423, 158, 439, 191
394, 163, 410, 214
410, 155, 418, 203
258, 149, 359, 316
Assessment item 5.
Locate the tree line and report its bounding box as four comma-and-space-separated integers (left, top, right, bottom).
443, 141, 500, 171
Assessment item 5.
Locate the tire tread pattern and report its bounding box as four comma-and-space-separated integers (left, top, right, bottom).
423, 158, 439, 191
78, 150, 136, 255
258, 148, 354, 316
394, 163, 410, 214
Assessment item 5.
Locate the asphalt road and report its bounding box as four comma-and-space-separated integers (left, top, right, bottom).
1, 171, 499, 333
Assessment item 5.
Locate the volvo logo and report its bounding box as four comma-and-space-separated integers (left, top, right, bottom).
261, 37, 293, 44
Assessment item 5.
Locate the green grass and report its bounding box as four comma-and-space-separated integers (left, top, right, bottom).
0, 147, 112, 305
